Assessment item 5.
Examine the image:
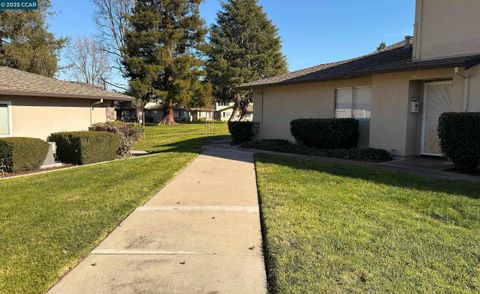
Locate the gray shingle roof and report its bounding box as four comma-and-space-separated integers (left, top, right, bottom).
0, 66, 133, 101
238, 41, 480, 89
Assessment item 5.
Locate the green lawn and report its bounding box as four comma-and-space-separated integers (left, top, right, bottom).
134, 122, 229, 153
0, 122, 229, 293
256, 154, 480, 293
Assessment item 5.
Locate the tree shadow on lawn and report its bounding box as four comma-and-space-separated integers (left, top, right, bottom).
256, 153, 480, 200
147, 134, 231, 154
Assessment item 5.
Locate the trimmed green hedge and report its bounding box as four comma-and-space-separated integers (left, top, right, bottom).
0, 137, 49, 172
438, 112, 480, 173
89, 122, 143, 156
49, 131, 121, 165
241, 139, 392, 162
290, 118, 359, 149
228, 121, 253, 145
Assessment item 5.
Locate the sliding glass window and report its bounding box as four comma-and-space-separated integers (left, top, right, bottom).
335, 87, 371, 119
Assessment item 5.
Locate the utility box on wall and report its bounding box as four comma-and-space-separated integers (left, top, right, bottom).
410, 98, 420, 113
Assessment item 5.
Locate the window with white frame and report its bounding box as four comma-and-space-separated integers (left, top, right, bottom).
0, 102, 12, 137
335, 87, 371, 119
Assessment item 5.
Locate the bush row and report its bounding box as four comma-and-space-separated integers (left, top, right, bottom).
0, 122, 144, 174
0, 137, 49, 172
228, 118, 360, 149
229, 118, 386, 162
241, 139, 393, 162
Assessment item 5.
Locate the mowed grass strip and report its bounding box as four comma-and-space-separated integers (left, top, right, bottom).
0, 123, 229, 293
255, 154, 480, 293
134, 122, 229, 153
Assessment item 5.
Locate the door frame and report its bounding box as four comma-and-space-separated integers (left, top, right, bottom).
421, 80, 452, 156
0, 100, 13, 138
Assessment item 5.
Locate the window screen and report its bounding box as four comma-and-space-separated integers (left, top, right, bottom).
353, 87, 372, 119
335, 87, 371, 119
0, 104, 10, 136
335, 88, 353, 118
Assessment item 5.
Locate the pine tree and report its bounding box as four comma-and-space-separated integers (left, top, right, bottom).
377, 41, 387, 51
0, 0, 65, 77
207, 0, 287, 121
123, 0, 209, 125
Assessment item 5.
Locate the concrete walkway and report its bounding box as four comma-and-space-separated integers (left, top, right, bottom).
49, 146, 267, 294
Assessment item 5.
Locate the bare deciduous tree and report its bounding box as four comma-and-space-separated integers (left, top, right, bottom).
66, 36, 111, 88
91, 0, 141, 122
91, 0, 133, 76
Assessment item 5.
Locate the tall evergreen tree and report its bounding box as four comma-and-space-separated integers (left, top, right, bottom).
0, 0, 65, 77
207, 0, 287, 121
377, 41, 387, 51
123, 0, 209, 125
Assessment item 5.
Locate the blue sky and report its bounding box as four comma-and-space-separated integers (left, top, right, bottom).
50, 0, 415, 83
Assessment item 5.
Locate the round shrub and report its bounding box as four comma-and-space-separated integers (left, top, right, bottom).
228, 121, 253, 145
290, 118, 359, 149
0, 137, 49, 172
89, 122, 144, 156
438, 112, 480, 173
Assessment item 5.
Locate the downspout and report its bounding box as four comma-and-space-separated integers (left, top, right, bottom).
90, 99, 104, 125
413, 0, 424, 60
260, 91, 264, 139
455, 67, 470, 111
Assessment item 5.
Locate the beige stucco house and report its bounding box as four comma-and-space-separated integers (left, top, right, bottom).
213, 101, 253, 121
144, 102, 190, 123
0, 66, 133, 140
239, 0, 480, 157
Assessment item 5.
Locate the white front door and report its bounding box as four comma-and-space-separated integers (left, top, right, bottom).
421, 81, 454, 156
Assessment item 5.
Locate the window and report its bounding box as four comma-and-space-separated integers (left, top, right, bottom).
335, 87, 371, 119
335, 88, 353, 118
0, 102, 12, 137
353, 87, 372, 119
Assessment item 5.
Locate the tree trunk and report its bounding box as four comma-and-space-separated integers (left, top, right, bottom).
229, 95, 241, 121
239, 111, 247, 121
239, 100, 249, 121
134, 99, 144, 123
160, 101, 176, 125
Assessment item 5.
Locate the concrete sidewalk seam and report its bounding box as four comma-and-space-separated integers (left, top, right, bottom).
136, 205, 259, 213
91, 249, 203, 256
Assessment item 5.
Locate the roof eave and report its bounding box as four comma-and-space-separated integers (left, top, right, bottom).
465, 55, 480, 69
237, 62, 467, 90
0, 89, 134, 101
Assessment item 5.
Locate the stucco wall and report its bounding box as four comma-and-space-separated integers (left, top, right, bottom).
252, 76, 372, 143
413, 0, 480, 60
3, 95, 109, 140
465, 65, 480, 112
369, 68, 464, 156
253, 67, 471, 157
